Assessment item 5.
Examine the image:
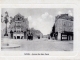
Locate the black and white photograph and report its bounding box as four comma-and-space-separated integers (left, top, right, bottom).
1, 8, 73, 51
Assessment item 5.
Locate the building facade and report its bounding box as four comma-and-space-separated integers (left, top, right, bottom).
53, 14, 73, 40
9, 14, 29, 39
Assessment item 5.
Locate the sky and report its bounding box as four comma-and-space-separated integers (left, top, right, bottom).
1, 8, 73, 35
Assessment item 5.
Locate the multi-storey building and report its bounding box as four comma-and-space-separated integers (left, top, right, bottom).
9, 13, 29, 39
52, 14, 73, 40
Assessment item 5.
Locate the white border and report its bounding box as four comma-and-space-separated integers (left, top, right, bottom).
0, 4, 79, 56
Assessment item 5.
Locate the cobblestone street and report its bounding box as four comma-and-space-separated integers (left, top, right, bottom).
1, 38, 73, 51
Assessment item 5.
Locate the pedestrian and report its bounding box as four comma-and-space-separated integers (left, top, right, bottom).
31, 33, 33, 40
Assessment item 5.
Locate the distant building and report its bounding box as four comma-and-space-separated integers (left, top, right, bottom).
51, 14, 73, 40
30, 28, 43, 39
9, 14, 29, 39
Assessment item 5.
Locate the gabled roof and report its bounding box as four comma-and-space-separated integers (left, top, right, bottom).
14, 13, 24, 21
10, 13, 28, 24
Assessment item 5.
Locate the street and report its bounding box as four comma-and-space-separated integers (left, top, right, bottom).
1, 38, 73, 51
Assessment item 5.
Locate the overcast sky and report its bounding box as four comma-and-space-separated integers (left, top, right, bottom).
1, 8, 73, 35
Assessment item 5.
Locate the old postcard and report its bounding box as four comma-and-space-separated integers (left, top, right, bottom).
0, 4, 79, 56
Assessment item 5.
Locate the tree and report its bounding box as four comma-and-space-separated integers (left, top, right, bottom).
2, 11, 9, 36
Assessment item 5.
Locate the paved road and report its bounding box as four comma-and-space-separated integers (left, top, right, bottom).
1, 38, 73, 51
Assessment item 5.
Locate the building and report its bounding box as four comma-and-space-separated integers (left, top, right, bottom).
30, 28, 43, 39
51, 14, 73, 40
9, 13, 29, 39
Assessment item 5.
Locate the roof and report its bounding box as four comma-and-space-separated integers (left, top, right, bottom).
55, 14, 73, 21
